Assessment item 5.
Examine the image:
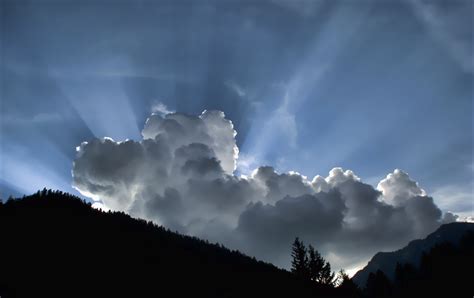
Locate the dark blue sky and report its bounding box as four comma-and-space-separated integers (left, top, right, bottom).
1, 0, 472, 217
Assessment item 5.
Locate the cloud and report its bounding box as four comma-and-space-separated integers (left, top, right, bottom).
151, 102, 175, 116
236, 153, 259, 175
377, 169, 426, 207
72, 110, 458, 270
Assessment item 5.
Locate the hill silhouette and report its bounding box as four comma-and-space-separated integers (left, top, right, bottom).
0, 189, 342, 298
352, 222, 474, 287
360, 228, 474, 297
3, 189, 472, 297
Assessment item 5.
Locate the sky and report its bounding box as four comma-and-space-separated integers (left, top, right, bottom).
1, 0, 473, 273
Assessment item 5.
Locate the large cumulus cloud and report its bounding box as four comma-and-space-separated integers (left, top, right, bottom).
72, 110, 457, 270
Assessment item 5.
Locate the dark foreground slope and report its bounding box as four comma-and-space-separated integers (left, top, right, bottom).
0, 190, 339, 298
352, 222, 474, 287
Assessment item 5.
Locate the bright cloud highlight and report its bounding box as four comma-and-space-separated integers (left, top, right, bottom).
72, 110, 458, 270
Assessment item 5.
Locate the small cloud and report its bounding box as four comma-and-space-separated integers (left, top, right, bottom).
151, 102, 174, 116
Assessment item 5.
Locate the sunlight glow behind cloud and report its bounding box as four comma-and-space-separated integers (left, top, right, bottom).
72, 110, 460, 271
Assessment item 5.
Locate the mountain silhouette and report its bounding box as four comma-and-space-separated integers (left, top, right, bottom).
0, 189, 342, 298
352, 221, 474, 287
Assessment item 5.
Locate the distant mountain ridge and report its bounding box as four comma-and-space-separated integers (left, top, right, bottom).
352, 222, 474, 287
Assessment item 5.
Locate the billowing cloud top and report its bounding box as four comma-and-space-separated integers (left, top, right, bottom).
73, 111, 457, 271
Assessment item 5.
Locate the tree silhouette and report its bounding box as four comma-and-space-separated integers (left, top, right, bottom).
394, 262, 417, 292
320, 261, 335, 285
290, 238, 335, 285
307, 244, 324, 282
364, 270, 392, 297
291, 237, 308, 279
335, 270, 360, 296
334, 269, 346, 287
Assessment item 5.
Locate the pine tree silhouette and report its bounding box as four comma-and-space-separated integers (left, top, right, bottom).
307, 244, 334, 285
291, 239, 335, 286
336, 270, 360, 296
364, 270, 392, 297
291, 237, 309, 279
307, 244, 324, 282
320, 260, 335, 285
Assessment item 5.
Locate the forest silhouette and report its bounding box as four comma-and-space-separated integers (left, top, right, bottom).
363, 231, 473, 297
0, 189, 472, 297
